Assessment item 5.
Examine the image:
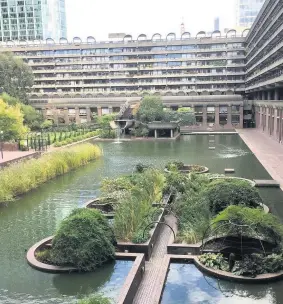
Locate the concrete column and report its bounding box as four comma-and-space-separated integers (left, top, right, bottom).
97, 106, 102, 116
239, 105, 244, 128
275, 89, 279, 100
261, 91, 265, 100
274, 107, 278, 141
202, 105, 207, 127
170, 129, 174, 138
75, 107, 80, 124
259, 106, 262, 129
52, 107, 58, 125
265, 106, 269, 133
215, 105, 220, 127
279, 108, 283, 143
227, 105, 232, 126
268, 90, 272, 100
154, 130, 158, 139
86, 107, 91, 122
64, 107, 69, 125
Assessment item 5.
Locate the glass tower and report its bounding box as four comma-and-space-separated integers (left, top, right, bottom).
236, 0, 265, 28
0, 0, 67, 42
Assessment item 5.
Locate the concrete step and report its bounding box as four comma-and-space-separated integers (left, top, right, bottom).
254, 180, 280, 187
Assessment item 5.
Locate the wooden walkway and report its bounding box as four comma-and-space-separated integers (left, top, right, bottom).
133, 215, 177, 304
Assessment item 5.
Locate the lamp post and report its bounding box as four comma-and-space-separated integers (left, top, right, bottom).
0, 131, 3, 159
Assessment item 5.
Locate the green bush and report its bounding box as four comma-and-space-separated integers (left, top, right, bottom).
202, 179, 263, 214
199, 253, 229, 271
212, 206, 283, 244
78, 294, 111, 304
51, 208, 116, 271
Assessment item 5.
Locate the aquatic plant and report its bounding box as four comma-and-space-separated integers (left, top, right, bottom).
0, 143, 101, 203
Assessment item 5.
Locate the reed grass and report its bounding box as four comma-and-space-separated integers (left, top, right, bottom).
0, 143, 102, 203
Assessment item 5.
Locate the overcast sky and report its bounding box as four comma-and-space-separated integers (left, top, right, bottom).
65, 0, 236, 41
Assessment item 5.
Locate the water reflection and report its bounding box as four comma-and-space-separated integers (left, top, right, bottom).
161, 264, 276, 304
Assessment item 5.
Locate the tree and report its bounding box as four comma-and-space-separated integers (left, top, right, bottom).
0, 99, 28, 141
1, 93, 44, 130
136, 96, 164, 122
0, 52, 34, 104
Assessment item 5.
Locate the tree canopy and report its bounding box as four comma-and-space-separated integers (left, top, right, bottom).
0, 52, 34, 103
0, 98, 28, 140
1, 93, 45, 130
136, 96, 164, 122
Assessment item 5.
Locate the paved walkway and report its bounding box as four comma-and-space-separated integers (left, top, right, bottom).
0, 150, 36, 165
238, 129, 283, 190
133, 214, 177, 304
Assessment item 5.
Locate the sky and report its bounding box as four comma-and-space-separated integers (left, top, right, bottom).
65, 0, 237, 41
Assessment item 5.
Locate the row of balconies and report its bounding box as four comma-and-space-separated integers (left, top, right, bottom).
246, 0, 279, 49
27, 55, 245, 66
246, 56, 283, 82
246, 21, 283, 68
32, 63, 245, 74
16, 46, 246, 59
245, 72, 283, 91
32, 80, 244, 89
246, 3, 283, 57
246, 40, 283, 74
34, 71, 245, 81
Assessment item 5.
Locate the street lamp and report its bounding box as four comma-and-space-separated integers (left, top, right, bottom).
0, 131, 3, 159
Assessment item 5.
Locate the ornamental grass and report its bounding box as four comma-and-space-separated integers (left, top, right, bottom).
0, 143, 101, 203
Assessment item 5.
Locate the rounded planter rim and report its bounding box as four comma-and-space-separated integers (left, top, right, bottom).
26, 236, 78, 273
164, 164, 209, 174
210, 176, 256, 187
194, 257, 283, 283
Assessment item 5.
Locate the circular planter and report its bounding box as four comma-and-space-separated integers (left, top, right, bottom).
26, 236, 78, 273
165, 164, 209, 174
194, 257, 283, 283
210, 176, 256, 187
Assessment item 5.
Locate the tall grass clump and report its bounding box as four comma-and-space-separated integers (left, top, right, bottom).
0, 143, 101, 203
113, 168, 166, 242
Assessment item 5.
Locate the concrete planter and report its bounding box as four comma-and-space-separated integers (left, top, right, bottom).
26, 236, 145, 304
147, 121, 179, 130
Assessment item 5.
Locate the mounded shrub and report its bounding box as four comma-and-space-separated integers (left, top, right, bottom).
202, 179, 263, 214
212, 205, 283, 244
51, 208, 116, 271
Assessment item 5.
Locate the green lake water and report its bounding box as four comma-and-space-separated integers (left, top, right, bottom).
1, 135, 283, 303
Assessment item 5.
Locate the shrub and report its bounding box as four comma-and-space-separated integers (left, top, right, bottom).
165, 161, 184, 171
78, 294, 111, 304
51, 208, 116, 271
199, 253, 229, 271
212, 206, 283, 244
202, 179, 263, 214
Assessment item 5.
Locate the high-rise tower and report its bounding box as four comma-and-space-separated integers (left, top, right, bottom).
235, 0, 264, 28
0, 0, 67, 42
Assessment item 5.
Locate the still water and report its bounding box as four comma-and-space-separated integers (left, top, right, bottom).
0, 135, 283, 303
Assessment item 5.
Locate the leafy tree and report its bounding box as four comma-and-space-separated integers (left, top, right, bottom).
0, 98, 28, 140
163, 109, 196, 126
51, 208, 116, 271
1, 93, 44, 130
0, 52, 34, 104
136, 96, 164, 122
41, 119, 53, 129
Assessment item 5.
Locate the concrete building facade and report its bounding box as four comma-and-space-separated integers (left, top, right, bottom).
235, 0, 264, 28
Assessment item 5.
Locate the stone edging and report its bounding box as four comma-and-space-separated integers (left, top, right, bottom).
164, 164, 209, 174
26, 236, 145, 304
210, 176, 256, 187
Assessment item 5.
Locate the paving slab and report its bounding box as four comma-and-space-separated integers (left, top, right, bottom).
237, 129, 283, 190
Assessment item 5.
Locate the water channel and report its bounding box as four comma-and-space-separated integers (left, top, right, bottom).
1, 135, 283, 303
